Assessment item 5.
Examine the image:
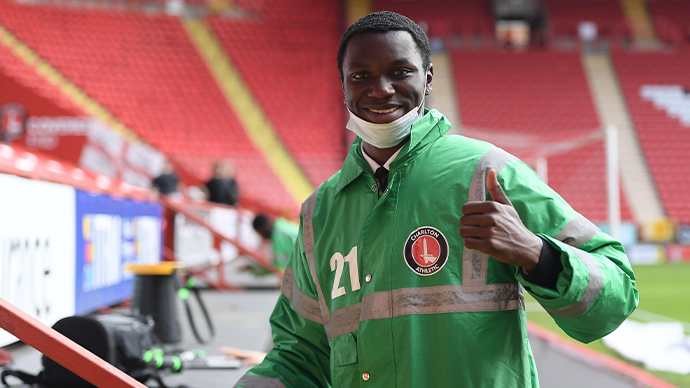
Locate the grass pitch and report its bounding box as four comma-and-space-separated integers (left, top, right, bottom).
526, 264, 690, 387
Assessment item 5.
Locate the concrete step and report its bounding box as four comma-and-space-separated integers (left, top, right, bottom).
429, 53, 461, 134
582, 53, 665, 224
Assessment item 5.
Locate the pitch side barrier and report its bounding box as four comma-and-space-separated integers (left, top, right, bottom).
161, 197, 283, 290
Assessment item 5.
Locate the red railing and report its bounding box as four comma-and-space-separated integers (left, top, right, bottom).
0, 143, 156, 201
161, 196, 283, 290
0, 298, 146, 388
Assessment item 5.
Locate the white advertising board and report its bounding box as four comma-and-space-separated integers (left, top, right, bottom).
0, 174, 76, 346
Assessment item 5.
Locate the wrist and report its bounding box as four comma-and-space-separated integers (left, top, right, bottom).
520, 237, 563, 290
519, 236, 542, 272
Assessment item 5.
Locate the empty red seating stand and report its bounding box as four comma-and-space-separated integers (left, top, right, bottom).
452, 50, 632, 222
0, 39, 78, 115
208, 0, 346, 187
546, 0, 629, 41
374, 0, 495, 39
0, 2, 294, 209
648, 0, 690, 47
612, 51, 690, 222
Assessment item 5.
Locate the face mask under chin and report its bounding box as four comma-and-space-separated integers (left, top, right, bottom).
346, 98, 425, 149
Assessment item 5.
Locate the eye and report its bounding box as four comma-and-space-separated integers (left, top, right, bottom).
351, 72, 370, 80
392, 69, 411, 76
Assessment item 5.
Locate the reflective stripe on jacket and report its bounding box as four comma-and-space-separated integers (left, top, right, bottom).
235, 109, 638, 388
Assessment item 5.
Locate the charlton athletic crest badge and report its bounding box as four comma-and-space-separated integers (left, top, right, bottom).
404, 226, 449, 276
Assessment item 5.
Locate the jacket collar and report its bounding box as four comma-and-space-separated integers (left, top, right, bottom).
334, 109, 451, 195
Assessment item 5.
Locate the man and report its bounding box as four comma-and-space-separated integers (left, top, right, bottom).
204, 160, 240, 206
152, 161, 181, 196
234, 11, 638, 388
252, 214, 299, 272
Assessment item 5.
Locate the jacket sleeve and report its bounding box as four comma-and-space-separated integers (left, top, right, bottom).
498, 158, 639, 344
234, 218, 331, 388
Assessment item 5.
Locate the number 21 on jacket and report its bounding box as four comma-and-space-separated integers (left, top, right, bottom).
330, 246, 360, 299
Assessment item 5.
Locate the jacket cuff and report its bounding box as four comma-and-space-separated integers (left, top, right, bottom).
521, 237, 563, 290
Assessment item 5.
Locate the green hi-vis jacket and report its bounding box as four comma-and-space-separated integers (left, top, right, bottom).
272, 218, 299, 271
235, 110, 638, 388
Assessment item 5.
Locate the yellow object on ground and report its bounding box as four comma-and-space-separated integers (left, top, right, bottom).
183, 19, 314, 205
125, 261, 185, 276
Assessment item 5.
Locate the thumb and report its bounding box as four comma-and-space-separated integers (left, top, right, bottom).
486, 169, 512, 205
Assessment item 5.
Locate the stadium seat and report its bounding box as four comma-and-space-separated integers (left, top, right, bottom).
545, 0, 629, 41
452, 50, 633, 222
648, 0, 690, 47
612, 51, 690, 222
207, 0, 347, 186
0, 2, 295, 209
374, 0, 495, 40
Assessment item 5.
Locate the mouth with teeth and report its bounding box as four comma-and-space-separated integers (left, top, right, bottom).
368, 106, 400, 114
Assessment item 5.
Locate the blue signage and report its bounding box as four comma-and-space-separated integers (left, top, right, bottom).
75, 190, 162, 315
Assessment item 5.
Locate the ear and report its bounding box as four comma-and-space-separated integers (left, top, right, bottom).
425, 63, 434, 95
341, 78, 349, 104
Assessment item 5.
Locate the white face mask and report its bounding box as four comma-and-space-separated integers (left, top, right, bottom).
346, 98, 425, 149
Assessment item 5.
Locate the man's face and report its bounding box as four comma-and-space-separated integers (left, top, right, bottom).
342, 31, 432, 124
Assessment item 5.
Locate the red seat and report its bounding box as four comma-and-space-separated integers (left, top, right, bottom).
0, 1, 296, 209
452, 50, 633, 222
612, 51, 690, 222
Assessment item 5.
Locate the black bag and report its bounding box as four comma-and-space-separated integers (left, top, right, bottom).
2, 314, 158, 387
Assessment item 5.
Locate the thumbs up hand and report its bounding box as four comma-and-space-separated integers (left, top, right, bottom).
460, 169, 542, 271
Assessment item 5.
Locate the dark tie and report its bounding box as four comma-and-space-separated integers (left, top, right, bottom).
374, 167, 389, 197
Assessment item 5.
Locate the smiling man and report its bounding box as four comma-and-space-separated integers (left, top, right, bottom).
234, 11, 638, 388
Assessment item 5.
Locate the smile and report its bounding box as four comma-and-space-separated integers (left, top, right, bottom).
368, 106, 400, 114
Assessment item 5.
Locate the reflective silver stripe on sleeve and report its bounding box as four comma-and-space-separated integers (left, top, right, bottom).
281, 266, 323, 324
301, 187, 330, 319
555, 213, 600, 248
463, 148, 515, 290
544, 247, 603, 318
233, 374, 286, 388
324, 282, 524, 340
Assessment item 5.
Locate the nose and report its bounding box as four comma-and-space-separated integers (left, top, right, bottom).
368, 75, 395, 99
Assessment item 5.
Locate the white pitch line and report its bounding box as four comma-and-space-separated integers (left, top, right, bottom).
631, 309, 690, 332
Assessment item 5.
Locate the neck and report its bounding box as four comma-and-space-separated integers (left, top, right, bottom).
362, 137, 409, 166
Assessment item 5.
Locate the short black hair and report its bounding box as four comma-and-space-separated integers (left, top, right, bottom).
337, 11, 431, 80
252, 214, 270, 231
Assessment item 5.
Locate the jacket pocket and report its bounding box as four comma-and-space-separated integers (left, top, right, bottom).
331, 333, 359, 388
332, 333, 358, 366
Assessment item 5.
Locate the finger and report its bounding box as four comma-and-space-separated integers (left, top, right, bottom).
462, 201, 499, 215
463, 237, 489, 252
459, 214, 496, 227
459, 226, 492, 239
486, 169, 512, 206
